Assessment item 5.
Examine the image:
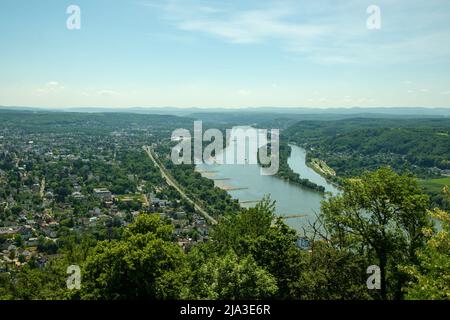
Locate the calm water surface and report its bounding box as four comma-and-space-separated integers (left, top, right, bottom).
197, 127, 339, 231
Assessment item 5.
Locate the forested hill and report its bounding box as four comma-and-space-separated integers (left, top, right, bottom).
284, 117, 450, 179
0, 110, 194, 135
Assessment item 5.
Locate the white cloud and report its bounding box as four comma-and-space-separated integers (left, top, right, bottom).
237, 89, 251, 96
178, 8, 327, 44
46, 81, 62, 88
97, 90, 120, 97
343, 96, 353, 103
142, 0, 450, 65
34, 81, 65, 95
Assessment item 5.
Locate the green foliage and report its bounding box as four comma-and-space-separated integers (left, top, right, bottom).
14, 234, 23, 247
0, 273, 14, 300
402, 187, 450, 300
285, 118, 450, 175
1, 259, 70, 300
419, 178, 450, 209
182, 249, 278, 300
80, 214, 185, 299
290, 241, 372, 300
123, 213, 173, 241
321, 167, 431, 299
212, 198, 306, 299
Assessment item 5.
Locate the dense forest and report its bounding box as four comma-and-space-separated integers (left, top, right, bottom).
284, 118, 450, 176
283, 117, 450, 207
0, 109, 194, 138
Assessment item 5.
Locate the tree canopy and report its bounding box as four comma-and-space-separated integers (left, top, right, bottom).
321, 167, 431, 299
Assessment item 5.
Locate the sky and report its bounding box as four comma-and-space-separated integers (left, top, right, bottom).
1, 0, 450, 109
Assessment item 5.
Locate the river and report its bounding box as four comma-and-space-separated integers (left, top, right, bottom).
196, 127, 339, 231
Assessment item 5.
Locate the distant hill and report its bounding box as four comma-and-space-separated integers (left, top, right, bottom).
284, 117, 450, 177
2, 106, 450, 117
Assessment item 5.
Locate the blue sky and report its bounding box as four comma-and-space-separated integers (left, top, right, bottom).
1, 0, 450, 108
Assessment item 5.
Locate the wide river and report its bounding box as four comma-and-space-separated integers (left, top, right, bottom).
196, 127, 339, 231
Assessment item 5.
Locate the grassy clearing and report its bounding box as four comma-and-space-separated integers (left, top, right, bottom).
419, 177, 450, 194
115, 194, 145, 203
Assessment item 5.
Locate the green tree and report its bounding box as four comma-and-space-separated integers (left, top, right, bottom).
402, 187, 450, 299
0, 273, 14, 300
182, 248, 278, 299
5, 259, 68, 300
212, 197, 306, 299
80, 214, 185, 299
14, 234, 24, 247
321, 167, 430, 299
291, 241, 371, 300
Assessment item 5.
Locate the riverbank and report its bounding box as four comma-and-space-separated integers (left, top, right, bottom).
303, 156, 342, 191
287, 144, 341, 195
309, 158, 336, 177
195, 127, 338, 231
258, 143, 326, 193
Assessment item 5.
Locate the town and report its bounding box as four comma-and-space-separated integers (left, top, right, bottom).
0, 112, 227, 271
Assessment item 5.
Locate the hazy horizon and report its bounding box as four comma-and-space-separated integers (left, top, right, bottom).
3, 105, 450, 114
